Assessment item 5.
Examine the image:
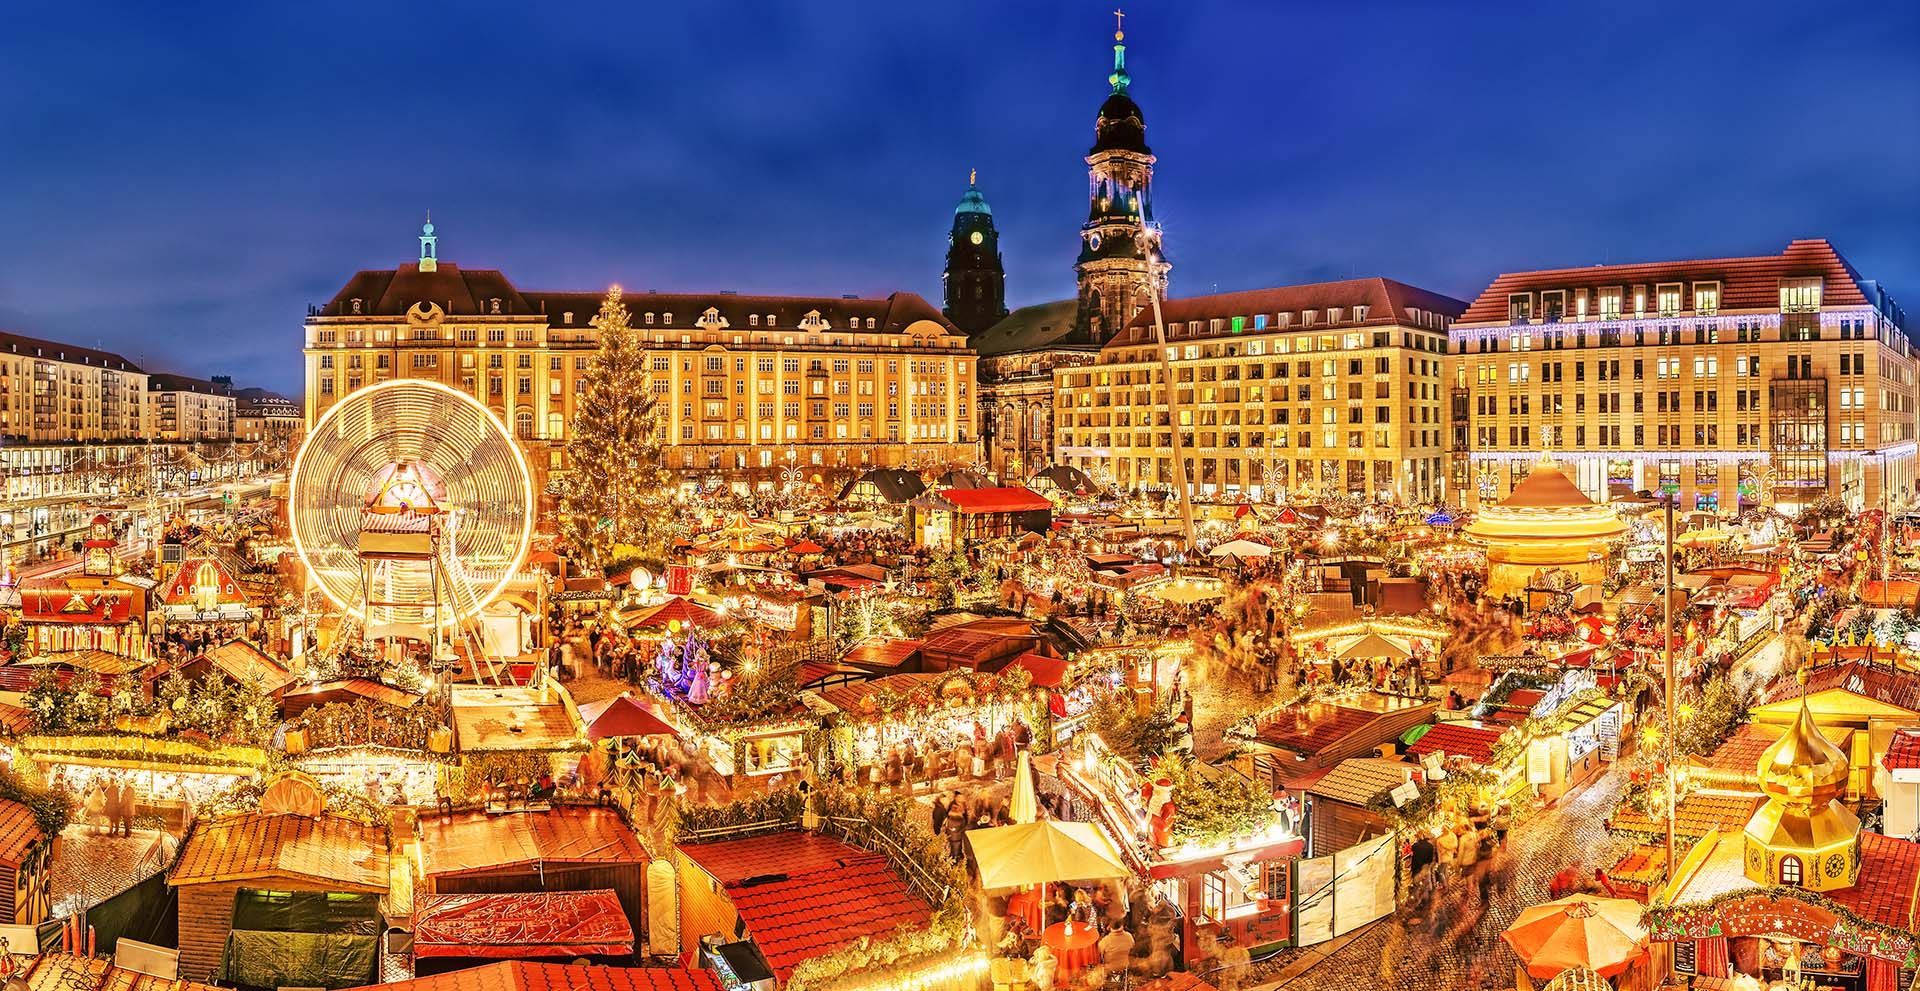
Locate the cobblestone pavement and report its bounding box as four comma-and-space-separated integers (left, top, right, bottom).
1253, 767, 1629, 991
49, 826, 176, 919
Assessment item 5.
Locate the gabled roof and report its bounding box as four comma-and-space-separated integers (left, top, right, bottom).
1827, 831, 1920, 933
1306, 757, 1414, 806
170, 812, 388, 891
680, 832, 930, 982
193, 639, 292, 692
1884, 728, 1920, 771
1458, 238, 1876, 325
1106, 277, 1467, 349
420, 807, 647, 876
339, 961, 718, 991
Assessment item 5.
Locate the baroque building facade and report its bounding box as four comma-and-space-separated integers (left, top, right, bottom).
1053, 279, 1462, 500
1448, 238, 1915, 514
304, 223, 978, 495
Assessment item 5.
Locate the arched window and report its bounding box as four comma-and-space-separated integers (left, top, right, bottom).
1780, 855, 1803, 887
514, 410, 534, 439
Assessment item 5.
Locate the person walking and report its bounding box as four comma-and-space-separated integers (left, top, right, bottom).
112, 777, 135, 837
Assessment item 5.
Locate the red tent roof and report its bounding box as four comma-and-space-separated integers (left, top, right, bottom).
1000, 651, 1069, 689
934, 487, 1051, 514
625, 596, 723, 630
788, 540, 826, 555
1406, 722, 1506, 764
413, 890, 634, 959
579, 694, 679, 740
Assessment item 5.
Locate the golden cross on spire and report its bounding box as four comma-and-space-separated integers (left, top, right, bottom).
1113, 9, 1125, 41
969, 168, 976, 186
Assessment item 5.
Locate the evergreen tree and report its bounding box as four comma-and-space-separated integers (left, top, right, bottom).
555, 286, 673, 572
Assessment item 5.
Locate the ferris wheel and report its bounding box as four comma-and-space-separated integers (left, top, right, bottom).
289, 380, 534, 636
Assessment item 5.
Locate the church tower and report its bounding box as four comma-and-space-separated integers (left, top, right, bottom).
943, 171, 1006, 335
1074, 13, 1169, 345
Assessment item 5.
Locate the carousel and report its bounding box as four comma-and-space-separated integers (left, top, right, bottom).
1464, 454, 1628, 601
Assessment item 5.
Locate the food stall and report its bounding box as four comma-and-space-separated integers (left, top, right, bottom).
1061, 733, 1302, 956
807, 668, 1044, 791
15, 733, 268, 824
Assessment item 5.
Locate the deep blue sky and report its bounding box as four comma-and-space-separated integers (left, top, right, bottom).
3, 1, 1916, 398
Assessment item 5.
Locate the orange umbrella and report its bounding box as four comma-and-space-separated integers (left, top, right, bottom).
1501, 895, 1647, 980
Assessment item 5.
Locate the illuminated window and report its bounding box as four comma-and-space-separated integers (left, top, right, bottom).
1780, 855, 1803, 887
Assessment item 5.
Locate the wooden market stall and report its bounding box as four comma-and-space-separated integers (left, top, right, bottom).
416, 805, 651, 943
0, 798, 51, 924
168, 786, 390, 987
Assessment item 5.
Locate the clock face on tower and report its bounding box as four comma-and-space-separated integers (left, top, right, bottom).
969, 231, 984, 246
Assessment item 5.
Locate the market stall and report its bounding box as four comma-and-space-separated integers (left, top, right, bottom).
807, 667, 1044, 792
17, 734, 267, 825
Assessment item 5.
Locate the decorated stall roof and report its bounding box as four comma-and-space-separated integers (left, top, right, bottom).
194, 639, 293, 692
578, 694, 679, 741
624, 596, 724, 631
25, 954, 225, 991
1000, 651, 1070, 689
413, 889, 635, 959
16, 649, 147, 676
1305, 757, 1416, 806
1606, 793, 1760, 843
1755, 660, 1920, 720
419, 807, 648, 876
279, 677, 423, 716
169, 812, 389, 891
341, 961, 718, 991
158, 557, 254, 620
450, 685, 585, 752
679, 832, 931, 981
1404, 722, 1507, 765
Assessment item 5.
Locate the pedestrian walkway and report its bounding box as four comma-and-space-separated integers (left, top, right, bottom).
1252, 767, 1628, 991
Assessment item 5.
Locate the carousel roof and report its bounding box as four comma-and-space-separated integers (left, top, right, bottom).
1462, 457, 1627, 545
625, 596, 724, 630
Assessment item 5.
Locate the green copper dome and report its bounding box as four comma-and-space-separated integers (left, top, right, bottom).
954, 182, 992, 217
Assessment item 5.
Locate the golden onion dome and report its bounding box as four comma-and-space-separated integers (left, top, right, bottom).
1756, 697, 1850, 805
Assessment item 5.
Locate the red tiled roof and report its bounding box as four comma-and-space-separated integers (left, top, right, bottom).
932, 487, 1051, 514
0, 799, 43, 867
340, 961, 718, 991
1886, 729, 1920, 771
1255, 704, 1381, 757
1406, 722, 1506, 764
626, 596, 724, 630
1828, 831, 1920, 933
1110, 277, 1467, 348
1457, 239, 1872, 325
682, 833, 929, 981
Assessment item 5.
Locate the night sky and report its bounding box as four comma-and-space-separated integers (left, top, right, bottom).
2, 1, 1916, 398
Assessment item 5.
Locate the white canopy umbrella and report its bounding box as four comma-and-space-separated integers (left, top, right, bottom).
1209, 539, 1272, 559
966, 820, 1131, 891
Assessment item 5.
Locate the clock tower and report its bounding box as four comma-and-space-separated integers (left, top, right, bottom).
1074, 14, 1168, 345
943, 171, 1006, 335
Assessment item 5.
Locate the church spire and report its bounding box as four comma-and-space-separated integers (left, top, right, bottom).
418, 212, 438, 273
1109, 10, 1130, 94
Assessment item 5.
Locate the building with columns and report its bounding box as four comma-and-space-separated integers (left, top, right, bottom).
1448, 238, 1916, 514
1053, 278, 1463, 501
975, 18, 1168, 481
304, 222, 978, 494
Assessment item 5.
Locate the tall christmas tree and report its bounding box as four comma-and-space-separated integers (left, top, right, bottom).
556, 285, 674, 572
